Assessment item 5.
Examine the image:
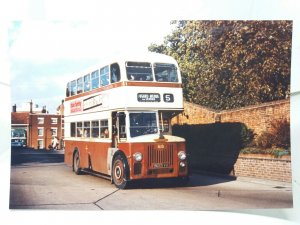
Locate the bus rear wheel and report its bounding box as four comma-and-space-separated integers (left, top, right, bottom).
112, 155, 128, 189
73, 151, 82, 175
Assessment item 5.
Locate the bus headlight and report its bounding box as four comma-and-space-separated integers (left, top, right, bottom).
178, 151, 186, 160
133, 152, 143, 162
180, 162, 186, 167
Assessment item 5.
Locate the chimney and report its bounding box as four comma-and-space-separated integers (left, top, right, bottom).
12, 104, 17, 112
30, 100, 33, 113
42, 106, 47, 113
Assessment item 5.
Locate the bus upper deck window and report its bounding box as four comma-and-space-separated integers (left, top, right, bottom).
70, 80, 76, 96
66, 82, 70, 97
126, 62, 153, 81
84, 74, 91, 92
100, 66, 109, 86
110, 63, 120, 83
154, 63, 178, 82
91, 70, 99, 90
77, 77, 83, 94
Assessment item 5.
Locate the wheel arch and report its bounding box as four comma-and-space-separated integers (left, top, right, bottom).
72, 147, 80, 172
111, 150, 130, 181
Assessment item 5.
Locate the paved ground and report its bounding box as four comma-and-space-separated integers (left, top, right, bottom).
9, 148, 293, 210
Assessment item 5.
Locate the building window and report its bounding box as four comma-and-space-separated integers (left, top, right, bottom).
51, 127, 58, 136
51, 118, 58, 124
38, 127, 44, 136
37, 117, 44, 124
11, 128, 27, 138
37, 140, 44, 149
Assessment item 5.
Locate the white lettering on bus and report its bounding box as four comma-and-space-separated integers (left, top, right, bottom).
137, 93, 160, 102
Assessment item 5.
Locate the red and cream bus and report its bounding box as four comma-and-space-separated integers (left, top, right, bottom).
64, 52, 188, 189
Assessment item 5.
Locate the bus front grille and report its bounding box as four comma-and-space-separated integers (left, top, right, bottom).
147, 144, 174, 169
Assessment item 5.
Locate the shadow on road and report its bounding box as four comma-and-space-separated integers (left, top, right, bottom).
127, 172, 236, 189
10, 147, 64, 166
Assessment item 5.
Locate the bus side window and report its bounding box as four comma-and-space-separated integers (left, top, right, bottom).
100, 66, 109, 86
100, 119, 109, 138
110, 63, 120, 83
91, 120, 99, 138
76, 122, 83, 137
70, 122, 76, 137
83, 121, 90, 138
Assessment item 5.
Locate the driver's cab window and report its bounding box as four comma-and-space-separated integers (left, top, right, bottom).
159, 112, 172, 134
160, 118, 170, 134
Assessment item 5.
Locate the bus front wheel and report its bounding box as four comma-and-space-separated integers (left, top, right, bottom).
73, 151, 82, 175
112, 155, 128, 189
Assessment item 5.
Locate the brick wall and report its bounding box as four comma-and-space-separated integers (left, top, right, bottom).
173, 99, 290, 137
172, 101, 218, 125
233, 154, 292, 182
219, 99, 290, 136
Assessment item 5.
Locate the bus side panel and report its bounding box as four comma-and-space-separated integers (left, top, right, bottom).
90, 142, 111, 175
64, 140, 89, 169
64, 140, 73, 166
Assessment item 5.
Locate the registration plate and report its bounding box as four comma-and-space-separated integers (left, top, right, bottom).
153, 163, 169, 168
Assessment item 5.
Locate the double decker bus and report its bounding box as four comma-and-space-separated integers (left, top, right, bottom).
64, 52, 188, 189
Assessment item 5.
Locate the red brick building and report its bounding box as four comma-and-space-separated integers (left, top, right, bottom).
11, 102, 63, 149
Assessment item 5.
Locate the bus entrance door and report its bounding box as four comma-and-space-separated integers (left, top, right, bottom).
112, 111, 127, 148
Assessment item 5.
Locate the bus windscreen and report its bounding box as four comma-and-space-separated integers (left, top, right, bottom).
129, 112, 158, 137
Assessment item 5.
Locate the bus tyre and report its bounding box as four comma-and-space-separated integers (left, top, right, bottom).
112, 155, 128, 189
73, 151, 82, 175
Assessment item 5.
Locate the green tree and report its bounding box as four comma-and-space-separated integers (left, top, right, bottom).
149, 20, 292, 110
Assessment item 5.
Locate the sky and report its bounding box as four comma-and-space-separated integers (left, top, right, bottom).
2, 0, 300, 225
8, 20, 175, 113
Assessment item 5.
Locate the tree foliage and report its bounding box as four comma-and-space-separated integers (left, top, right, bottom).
149, 20, 292, 110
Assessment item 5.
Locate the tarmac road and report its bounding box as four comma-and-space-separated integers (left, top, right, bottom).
9, 148, 293, 210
